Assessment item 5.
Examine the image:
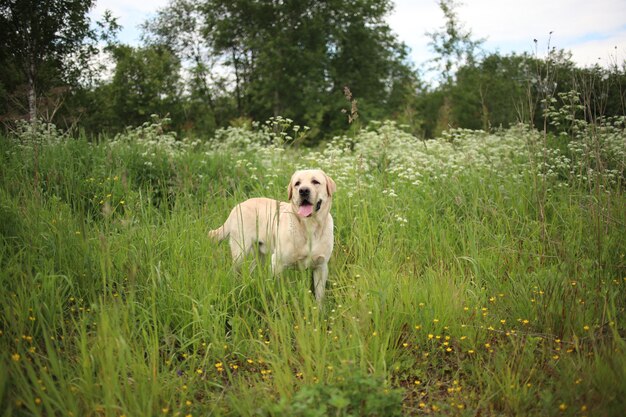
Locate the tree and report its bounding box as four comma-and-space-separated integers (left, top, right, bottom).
0, 0, 101, 122
324, 0, 418, 133
143, 0, 223, 132
108, 44, 184, 129
424, 0, 483, 135
451, 53, 529, 130
145, 0, 416, 139
426, 0, 483, 85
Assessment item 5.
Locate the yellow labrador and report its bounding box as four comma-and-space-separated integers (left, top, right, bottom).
209, 169, 336, 302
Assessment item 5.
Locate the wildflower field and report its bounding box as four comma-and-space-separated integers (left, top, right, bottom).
1, 116, 625, 416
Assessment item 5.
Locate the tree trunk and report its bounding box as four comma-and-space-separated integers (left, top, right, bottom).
479, 84, 490, 131
27, 56, 37, 122
232, 49, 242, 115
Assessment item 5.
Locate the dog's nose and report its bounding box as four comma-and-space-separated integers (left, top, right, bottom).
299, 187, 310, 197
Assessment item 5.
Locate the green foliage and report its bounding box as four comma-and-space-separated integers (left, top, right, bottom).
144, 0, 417, 140
3, 0, 626, 143
278, 371, 403, 417
1, 115, 625, 415
416, 50, 626, 138
104, 45, 184, 131
0, 0, 117, 122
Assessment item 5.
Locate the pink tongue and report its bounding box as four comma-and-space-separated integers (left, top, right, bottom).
298, 204, 313, 217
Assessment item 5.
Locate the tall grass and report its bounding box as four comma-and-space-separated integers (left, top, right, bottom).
1, 116, 625, 416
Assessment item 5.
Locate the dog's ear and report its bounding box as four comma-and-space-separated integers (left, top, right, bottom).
325, 174, 336, 197
287, 179, 294, 201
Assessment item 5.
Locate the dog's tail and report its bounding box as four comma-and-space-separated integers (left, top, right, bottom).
208, 224, 228, 242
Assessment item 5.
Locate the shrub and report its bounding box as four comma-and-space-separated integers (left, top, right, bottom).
277, 371, 403, 417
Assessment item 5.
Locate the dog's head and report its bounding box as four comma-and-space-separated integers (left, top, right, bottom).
287, 169, 336, 218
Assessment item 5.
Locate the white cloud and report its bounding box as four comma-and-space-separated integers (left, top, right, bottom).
569, 31, 626, 67
390, 0, 626, 68
91, 0, 169, 44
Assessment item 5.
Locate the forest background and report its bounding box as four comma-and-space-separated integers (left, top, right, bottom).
1, 0, 624, 140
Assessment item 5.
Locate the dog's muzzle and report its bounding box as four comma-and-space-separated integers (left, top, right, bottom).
297, 187, 316, 217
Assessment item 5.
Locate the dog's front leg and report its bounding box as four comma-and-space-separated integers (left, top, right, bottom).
312, 262, 328, 303
271, 253, 285, 276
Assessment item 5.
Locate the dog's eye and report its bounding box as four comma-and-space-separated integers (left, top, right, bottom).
294, 181, 301, 187
312, 179, 320, 185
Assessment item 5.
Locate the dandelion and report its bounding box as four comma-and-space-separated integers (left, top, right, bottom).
583, 325, 590, 331
35, 398, 41, 405
12, 353, 20, 362
559, 403, 567, 411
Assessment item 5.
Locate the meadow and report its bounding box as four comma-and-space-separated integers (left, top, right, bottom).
1, 115, 625, 416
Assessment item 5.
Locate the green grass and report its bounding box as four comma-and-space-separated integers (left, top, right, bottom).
1, 126, 625, 416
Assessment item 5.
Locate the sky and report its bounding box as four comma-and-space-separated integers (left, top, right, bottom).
90, 0, 626, 71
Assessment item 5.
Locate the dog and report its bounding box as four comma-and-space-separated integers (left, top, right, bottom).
209, 169, 336, 302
